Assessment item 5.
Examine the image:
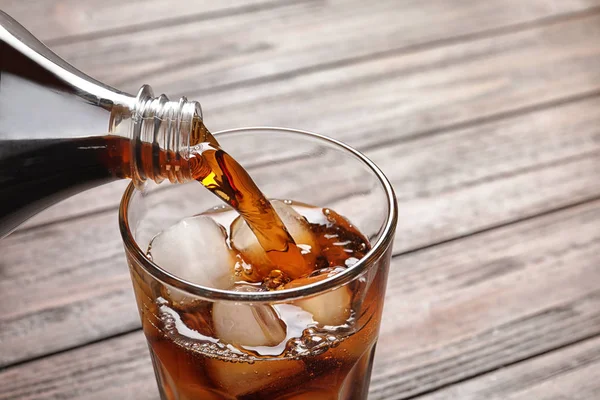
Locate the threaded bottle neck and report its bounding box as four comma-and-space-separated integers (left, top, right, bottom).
130, 85, 202, 188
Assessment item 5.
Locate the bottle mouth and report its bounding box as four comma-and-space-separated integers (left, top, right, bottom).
130, 85, 202, 189
119, 127, 398, 303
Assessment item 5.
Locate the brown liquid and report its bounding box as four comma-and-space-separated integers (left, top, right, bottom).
187, 118, 311, 280
134, 202, 386, 399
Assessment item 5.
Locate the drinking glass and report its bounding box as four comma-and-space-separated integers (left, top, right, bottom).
119, 127, 397, 399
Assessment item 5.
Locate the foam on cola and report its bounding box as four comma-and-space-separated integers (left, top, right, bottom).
137, 121, 382, 399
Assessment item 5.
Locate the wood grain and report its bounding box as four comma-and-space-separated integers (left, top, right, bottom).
2, 0, 598, 48
0, 331, 157, 400
200, 12, 600, 146
0, 213, 139, 367
38, 0, 600, 99
17, 12, 600, 231
0, 0, 276, 42
3, 90, 600, 367
2, 199, 599, 399
370, 200, 600, 398
501, 362, 600, 400
414, 336, 600, 400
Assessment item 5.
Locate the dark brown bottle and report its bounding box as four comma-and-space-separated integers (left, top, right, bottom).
0, 11, 206, 238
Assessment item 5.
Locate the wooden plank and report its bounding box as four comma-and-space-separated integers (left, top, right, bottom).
2, 0, 597, 52
0, 214, 140, 367
503, 362, 600, 400
2, 199, 600, 399
40, 0, 600, 99
0, 0, 276, 42
200, 12, 600, 146
16, 13, 600, 230
0, 331, 157, 400
414, 336, 600, 400
2, 92, 599, 367
369, 200, 600, 398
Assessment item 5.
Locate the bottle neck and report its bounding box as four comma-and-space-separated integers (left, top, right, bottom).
116, 85, 203, 188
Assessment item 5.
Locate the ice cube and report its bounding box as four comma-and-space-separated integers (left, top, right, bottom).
212, 286, 286, 347
207, 358, 304, 397
230, 200, 320, 275
148, 216, 236, 292
271, 200, 319, 251
297, 288, 351, 326
286, 275, 352, 326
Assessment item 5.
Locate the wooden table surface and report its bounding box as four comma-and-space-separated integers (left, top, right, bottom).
2, 1, 600, 398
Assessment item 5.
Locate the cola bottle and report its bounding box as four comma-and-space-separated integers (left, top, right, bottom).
0, 11, 206, 238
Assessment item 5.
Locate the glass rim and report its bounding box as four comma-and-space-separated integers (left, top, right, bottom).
119, 126, 398, 302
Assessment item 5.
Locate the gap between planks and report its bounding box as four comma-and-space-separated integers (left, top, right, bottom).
410, 334, 600, 400
44, 0, 315, 47
184, 5, 600, 98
